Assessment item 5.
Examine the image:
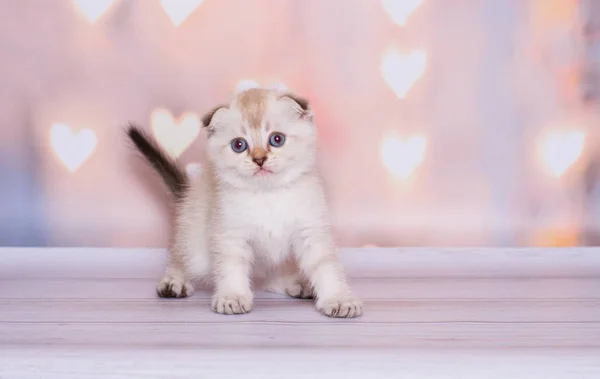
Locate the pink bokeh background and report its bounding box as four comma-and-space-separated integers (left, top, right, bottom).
1, 0, 599, 247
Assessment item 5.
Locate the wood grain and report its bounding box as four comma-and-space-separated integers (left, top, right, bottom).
1, 247, 600, 378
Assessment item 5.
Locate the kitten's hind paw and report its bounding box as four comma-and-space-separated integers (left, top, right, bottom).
156, 276, 194, 298
285, 280, 314, 299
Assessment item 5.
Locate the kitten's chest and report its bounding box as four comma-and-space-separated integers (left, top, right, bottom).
226, 189, 309, 255
248, 192, 299, 240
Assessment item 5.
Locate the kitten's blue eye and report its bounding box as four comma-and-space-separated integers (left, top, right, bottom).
269, 132, 286, 148
231, 138, 248, 153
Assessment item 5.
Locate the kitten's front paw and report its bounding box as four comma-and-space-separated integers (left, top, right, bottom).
211, 293, 254, 315
317, 294, 363, 318
157, 276, 194, 298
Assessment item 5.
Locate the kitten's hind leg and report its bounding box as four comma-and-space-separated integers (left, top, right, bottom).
156, 262, 194, 298
160, 203, 210, 299
263, 258, 314, 299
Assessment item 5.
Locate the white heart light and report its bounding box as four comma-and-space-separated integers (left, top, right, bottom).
160, 0, 204, 27
380, 48, 427, 99
380, 133, 427, 180
235, 80, 260, 93
268, 82, 288, 92
381, 0, 424, 26
151, 108, 200, 159
50, 123, 97, 172
537, 130, 585, 177
73, 0, 117, 24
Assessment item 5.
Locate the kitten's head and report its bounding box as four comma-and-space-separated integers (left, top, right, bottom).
203, 88, 316, 189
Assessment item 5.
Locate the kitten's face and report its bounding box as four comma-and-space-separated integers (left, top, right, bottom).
204, 89, 317, 189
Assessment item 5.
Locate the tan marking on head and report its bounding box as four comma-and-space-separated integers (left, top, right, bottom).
236, 88, 270, 129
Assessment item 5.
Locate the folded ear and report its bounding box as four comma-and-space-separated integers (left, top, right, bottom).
278, 93, 313, 121
201, 104, 228, 135
202, 104, 227, 127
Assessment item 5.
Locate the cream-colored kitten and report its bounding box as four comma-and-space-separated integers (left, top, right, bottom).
127, 88, 362, 318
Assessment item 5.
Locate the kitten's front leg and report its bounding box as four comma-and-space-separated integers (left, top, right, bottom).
293, 230, 363, 318
211, 237, 254, 315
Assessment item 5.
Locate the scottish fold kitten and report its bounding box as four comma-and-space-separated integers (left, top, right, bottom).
127, 88, 362, 318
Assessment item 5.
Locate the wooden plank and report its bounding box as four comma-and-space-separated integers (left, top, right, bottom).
2, 321, 599, 348
2, 247, 600, 279
2, 347, 600, 379
3, 277, 600, 300
2, 298, 600, 323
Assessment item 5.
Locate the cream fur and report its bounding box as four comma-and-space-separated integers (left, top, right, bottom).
159, 89, 362, 318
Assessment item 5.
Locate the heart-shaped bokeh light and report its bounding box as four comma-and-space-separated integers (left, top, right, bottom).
537, 130, 585, 177
381, 0, 424, 26
50, 123, 97, 172
151, 108, 200, 159
380, 48, 427, 99
380, 133, 427, 180
73, 0, 117, 23
159, 0, 204, 27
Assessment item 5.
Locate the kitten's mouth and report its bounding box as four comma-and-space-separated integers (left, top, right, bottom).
253, 168, 273, 176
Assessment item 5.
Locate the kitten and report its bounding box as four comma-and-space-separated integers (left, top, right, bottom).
127, 88, 362, 318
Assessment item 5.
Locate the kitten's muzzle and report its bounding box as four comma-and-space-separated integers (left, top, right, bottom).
252, 156, 267, 167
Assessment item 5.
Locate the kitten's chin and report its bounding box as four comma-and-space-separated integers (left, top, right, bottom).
217, 166, 311, 190
253, 168, 273, 176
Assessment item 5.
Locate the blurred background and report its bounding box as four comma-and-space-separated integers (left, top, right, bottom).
0, 0, 599, 248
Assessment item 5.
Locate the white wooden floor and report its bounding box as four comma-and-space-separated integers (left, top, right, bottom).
1, 247, 600, 378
